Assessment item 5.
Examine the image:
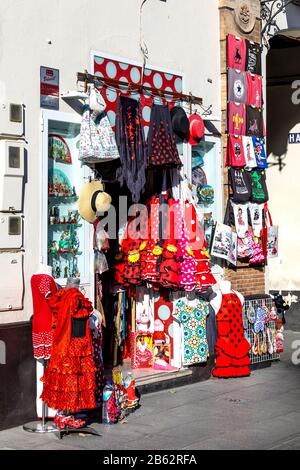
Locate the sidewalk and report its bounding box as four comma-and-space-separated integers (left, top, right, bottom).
0, 330, 299, 450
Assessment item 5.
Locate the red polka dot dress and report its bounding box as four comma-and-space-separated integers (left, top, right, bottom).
176, 202, 196, 291
31, 274, 57, 360
213, 293, 251, 378
141, 196, 161, 285
158, 198, 180, 289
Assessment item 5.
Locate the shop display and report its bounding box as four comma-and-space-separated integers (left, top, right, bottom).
31, 267, 57, 360
188, 113, 205, 145
252, 137, 268, 169
89, 310, 105, 407
226, 34, 272, 269
131, 332, 153, 368
229, 168, 252, 203
79, 84, 120, 163
102, 384, 119, 424
170, 105, 190, 143
48, 169, 74, 198
174, 297, 209, 366
227, 34, 247, 71
227, 134, 246, 167
210, 222, 237, 265
115, 95, 147, 203
147, 103, 182, 168
246, 73, 262, 108
246, 105, 263, 137
228, 68, 247, 104
49, 135, 72, 164
250, 169, 269, 203
211, 282, 251, 378
232, 201, 248, 238
228, 102, 246, 136
30, 42, 280, 438
115, 194, 216, 293
242, 136, 256, 169
41, 288, 96, 412
243, 297, 282, 363
246, 41, 262, 75
78, 179, 112, 224
249, 203, 263, 238
47, 124, 87, 282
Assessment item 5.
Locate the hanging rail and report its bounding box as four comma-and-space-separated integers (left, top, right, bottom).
77, 71, 203, 106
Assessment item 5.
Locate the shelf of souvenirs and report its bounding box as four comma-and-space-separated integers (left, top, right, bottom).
49, 222, 82, 229
52, 272, 81, 281
48, 195, 78, 203
50, 157, 72, 165
49, 250, 82, 257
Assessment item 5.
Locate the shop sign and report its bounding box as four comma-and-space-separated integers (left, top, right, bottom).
289, 132, 300, 144
40, 66, 59, 110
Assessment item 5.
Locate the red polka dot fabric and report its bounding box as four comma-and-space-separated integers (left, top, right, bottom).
93, 56, 183, 135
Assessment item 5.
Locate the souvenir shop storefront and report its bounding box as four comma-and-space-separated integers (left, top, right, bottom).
0, 0, 286, 434
26, 42, 284, 434
32, 53, 225, 432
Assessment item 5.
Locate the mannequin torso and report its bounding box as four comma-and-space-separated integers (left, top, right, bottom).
34, 263, 53, 277
210, 280, 244, 314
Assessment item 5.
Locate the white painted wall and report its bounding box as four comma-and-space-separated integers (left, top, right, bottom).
0, 0, 221, 323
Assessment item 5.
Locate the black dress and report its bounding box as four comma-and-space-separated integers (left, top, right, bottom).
147, 103, 182, 168
115, 95, 147, 203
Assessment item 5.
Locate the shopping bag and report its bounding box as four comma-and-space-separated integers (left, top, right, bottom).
261, 203, 278, 259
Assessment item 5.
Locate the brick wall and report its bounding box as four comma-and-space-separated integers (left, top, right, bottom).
219, 0, 266, 296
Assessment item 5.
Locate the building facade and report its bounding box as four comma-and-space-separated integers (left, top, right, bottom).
1, 0, 291, 429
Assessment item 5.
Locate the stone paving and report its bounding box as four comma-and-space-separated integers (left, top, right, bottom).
0, 330, 299, 450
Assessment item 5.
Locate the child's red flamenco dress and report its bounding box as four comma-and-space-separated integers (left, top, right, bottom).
41, 288, 97, 412
213, 293, 251, 378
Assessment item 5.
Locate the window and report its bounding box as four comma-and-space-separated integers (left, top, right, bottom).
8, 146, 21, 169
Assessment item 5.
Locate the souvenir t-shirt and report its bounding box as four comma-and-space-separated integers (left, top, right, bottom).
232, 201, 248, 238
227, 34, 247, 71
249, 203, 263, 237
246, 41, 262, 75
252, 137, 268, 169
246, 73, 262, 108
228, 102, 246, 136
228, 69, 247, 104
242, 136, 257, 168
230, 168, 252, 203
246, 106, 263, 137
250, 169, 269, 203
227, 135, 246, 167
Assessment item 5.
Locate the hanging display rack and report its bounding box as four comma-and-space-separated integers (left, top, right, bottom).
76, 71, 203, 107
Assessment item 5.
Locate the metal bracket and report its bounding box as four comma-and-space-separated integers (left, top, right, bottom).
261, 0, 296, 45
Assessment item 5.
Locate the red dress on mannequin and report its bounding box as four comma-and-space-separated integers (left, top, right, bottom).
31, 274, 57, 360
41, 288, 96, 412
213, 292, 251, 378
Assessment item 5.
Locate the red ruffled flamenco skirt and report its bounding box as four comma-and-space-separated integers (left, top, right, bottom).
41, 336, 97, 412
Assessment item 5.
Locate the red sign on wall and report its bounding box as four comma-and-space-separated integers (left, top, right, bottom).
40, 66, 59, 110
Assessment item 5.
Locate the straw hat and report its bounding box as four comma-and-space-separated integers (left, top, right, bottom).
78, 180, 112, 224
